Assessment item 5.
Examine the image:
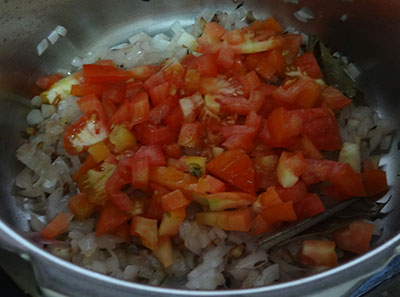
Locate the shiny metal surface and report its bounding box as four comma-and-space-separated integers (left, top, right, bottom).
0, 0, 399, 296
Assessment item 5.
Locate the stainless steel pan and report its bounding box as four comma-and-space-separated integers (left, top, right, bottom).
0, 0, 399, 296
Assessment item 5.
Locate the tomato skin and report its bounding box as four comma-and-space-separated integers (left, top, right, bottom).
160, 189, 191, 211
267, 107, 302, 144
329, 162, 366, 197
102, 83, 125, 104
41, 212, 73, 239
275, 181, 307, 204
333, 221, 375, 254
83, 64, 130, 84
260, 201, 297, 224
135, 123, 176, 146
217, 96, 250, 115
131, 156, 150, 189
362, 169, 388, 196
96, 202, 130, 236
216, 45, 235, 69
149, 81, 170, 106
297, 107, 342, 151
135, 145, 166, 166
206, 149, 255, 194
301, 240, 337, 267
259, 119, 299, 148
189, 54, 219, 77
295, 80, 322, 108
294, 193, 325, 219
320, 86, 352, 110
70, 83, 107, 97
178, 122, 202, 148
301, 159, 336, 185
293, 52, 323, 79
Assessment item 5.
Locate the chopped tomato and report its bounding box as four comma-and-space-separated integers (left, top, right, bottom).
294, 193, 325, 219
362, 169, 388, 196
114, 222, 131, 243
109, 125, 137, 153
222, 133, 254, 152
329, 162, 366, 197
189, 54, 218, 77
297, 107, 342, 151
253, 155, 279, 190
83, 64, 130, 84
196, 22, 226, 54
72, 155, 98, 182
320, 86, 352, 110
242, 71, 261, 96
102, 83, 125, 104
131, 156, 150, 189
295, 80, 322, 108
135, 145, 166, 166
196, 208, 252, 232
293, 52, 323, 79
64, 113, 108, 155
131, 216, 158, 250
149, 103, 170, 125
41, 213, 73, 240
178, 122, 202, 148
70, 83, 107, 97
190, 175, 226, 194
250, 214, 274, 235
109, 192, 134, 212
301, 159, 336, 185
207, 149, 255, 194
301, 240, 337, 267
161, 189, 191, 211
275, 181, 307, 204
206, 192, 256, 211
164, 143, 181, 159
149, 82, 170, 106
273, 78, 309, 104
217, 95, 250, 115
128, 65, 158, 80
159, 207, 186, 236
96, 202, 130, 236
150, 166, 197, 191
260, 201, 297, 224
267, 107, 303, 145
135, 123, 176, 146
333, 220, 375, 254
77, 94, 108, 124
282, 34, 302, 64
258, 187, 283, 208
68, 193, 96, 221
277, 151, 307, 188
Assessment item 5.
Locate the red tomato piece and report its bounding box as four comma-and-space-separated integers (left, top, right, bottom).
83, 64, 130, 84
190, 54, 219, 77
41, 213, 73, 239
320, 86, 352, 110
148, 81, 170, 106
293, 52, 323, 79
130, 91, 150, 127
294, 193, 325, 219
63, 113, 108, 155
178, 122, 202, 148
301, 240, 337, 267
275, 181, 307, 204
260, 201, 297, 224
217, 95, 250, 115
143, 71, 166, 90
96, 202, 130, 236
250, 214, 274, 236
159, 208, 186, 237
109, 192, 134, 212
333, 221, 375, 254
301, 159, 336, 185
259, 186, 283, 208
164, 106, 184, 133
131, 156, 150, 189
102, 98, 117, 121
196, 22, 226, 54
329, 162, 366, 197
272, 78, 309, 104
222, 133, 254, 152
70, 83, 107, 97
295, 80, 322, 108
216, 45, 235, 69
248, 89, 265, 113
125, 81, 144, 99
253, 155, 279, 191
164, 143, 181, 159
127, 65, 158, 80
161, 189, 191, 211
102, 83, 125, 104
259, 119, 299, 148
149, 103, 170, 125
362, 169, 388, 196
297, 107, 342, 151
190, 175, 226, 194
277, 151, 307, 188
135, 145, 166, 166
77, 94, 107, 123
135, 123, 176, 146
105, 157, 132, 194
72, 155, 98, 182
206, 149, 255, 194
267, 107, 303, 145
114, 222, 131, 243
149, 166, 197, 191
282, 33, 302, 64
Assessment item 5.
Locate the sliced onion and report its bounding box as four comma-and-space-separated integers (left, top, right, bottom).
293, 7, 315, 23
55, 25, 68, 37
37, 39, 49, 56
27, 109, 44, 125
